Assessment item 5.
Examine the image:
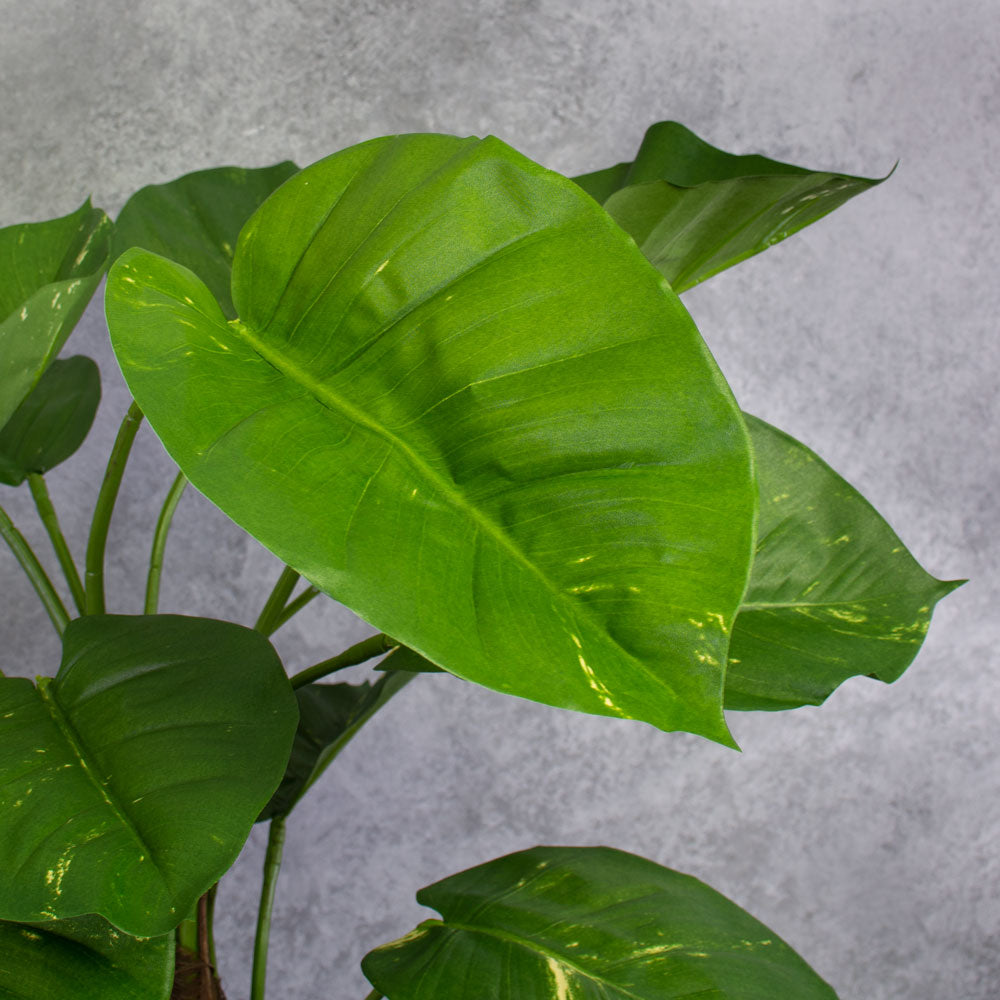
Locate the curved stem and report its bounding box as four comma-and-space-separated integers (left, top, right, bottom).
290, 633, 392, 689
253, 565, 299, 634
84, 401, 144, 614
27, 473, 86, 614
0, 502, 69, 635
264, 584, 321, 636
250, 815, 286, 1000
144, 470, 187, 614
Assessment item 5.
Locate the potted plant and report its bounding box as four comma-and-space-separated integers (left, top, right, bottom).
0, 122, 959, 999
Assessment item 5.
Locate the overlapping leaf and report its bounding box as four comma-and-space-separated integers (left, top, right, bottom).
725, 415, 962, 710
112, 161, 299, 317
0, 200, 111, 426
259, 670, 412, 821
573, 121, 884, 291
0, 915, 172, 1000
0, 615, 298, 936
362, 846, 838, 999
107, 133, 755, 744
0, 355, 101, 485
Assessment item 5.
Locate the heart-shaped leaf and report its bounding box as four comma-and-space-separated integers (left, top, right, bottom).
725, 415, 962, 710
111, 161, 299, 318
0, 355, 101, 486
0, 914, 172, 1000
573, 121, 884, 292
362, 846, 838, 999
0, 200, 111, 427
259, 670, 413, 821
106, 133, 755, 745
0, 614, 298, 936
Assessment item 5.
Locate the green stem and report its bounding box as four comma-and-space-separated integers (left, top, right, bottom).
290, 633, 392, 689
0, 502, 70, 634
27, 473, 86, 615
176, 916, 199, 954
363, 992, 384, 1000
264, 584, 321, 636
254, 565, 299, 634
84, 401, 144, 614
250, 816, 286, 1000
144, 470, 187, 614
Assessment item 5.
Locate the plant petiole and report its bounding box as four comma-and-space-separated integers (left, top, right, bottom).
290, 633, 394, 689
84, 400, 144, 614
0, 502, 70, 634
264, 583, 321, 636
27, 473, 86, 614
250, 815, 287, 1000
144, 469, 187, 614
254, 564, 300, 634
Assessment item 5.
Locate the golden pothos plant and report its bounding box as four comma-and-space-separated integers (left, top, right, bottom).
0, 122, 959, 999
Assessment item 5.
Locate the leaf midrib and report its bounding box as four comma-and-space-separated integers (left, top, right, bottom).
227, 319, 666, 700
35, 682, 165, 891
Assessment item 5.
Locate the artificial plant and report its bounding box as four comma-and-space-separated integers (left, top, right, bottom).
0, 122, 959, 999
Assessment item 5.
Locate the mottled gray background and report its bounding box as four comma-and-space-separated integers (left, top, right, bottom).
1, 1, 997, 998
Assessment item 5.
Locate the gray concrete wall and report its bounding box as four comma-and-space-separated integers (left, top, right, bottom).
1, 1, 997, 998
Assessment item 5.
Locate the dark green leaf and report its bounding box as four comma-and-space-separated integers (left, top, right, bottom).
259, 670, 413, 821
573, 121, 885, 292
0, 914, 172, 1000
106, 133, 755, 745
725, 415, 962, 711
111, 161, 299, 318
0, 615, 298, 936
0, 201, 111, 426
362, 845, 838, 999
0, 356, 101, 486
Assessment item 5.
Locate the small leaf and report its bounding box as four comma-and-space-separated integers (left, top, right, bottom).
107, 132, 756, 745
259, 670, 412, 821
725, 415, 963, 711
0, 201, 111, 428
0, 614, 298, 936
362, 845, 838, 999
0, 355, 101, 486
573, 121, 885, 292
111, 161, 299, 318
0, 914, 172, 1000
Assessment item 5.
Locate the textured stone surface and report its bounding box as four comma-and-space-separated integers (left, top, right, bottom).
1, 2, 998, 998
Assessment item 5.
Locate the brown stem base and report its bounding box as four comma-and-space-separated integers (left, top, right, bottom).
170, 945, 227, 1000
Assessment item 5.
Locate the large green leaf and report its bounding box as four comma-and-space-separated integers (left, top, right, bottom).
111, 161, 299, 318
362, 846, 838, 999
725, 415, 962, 710
0, 615, 298, 936
572, 121, 884, 292
0, 200, 111, 426
0, 915, 172, 1000
259, 670, 413, 821
0, 355, 101, 486
106, 133, 755, 745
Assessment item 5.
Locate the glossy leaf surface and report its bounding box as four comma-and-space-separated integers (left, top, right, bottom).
111, 161, 299, 318
0, 201, 111, 426
573, 122, 883, 292
0, 356, 101, 485
362, 846, 838, 999
0, 615, 298, 936
259, 670, 412, 821
0, 915, 172, 1000
725, 415, 962, 710
107, 133, 755, 744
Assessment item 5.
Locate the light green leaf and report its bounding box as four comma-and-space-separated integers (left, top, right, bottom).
362, 845, 838, 999
106, 133, 755, 745
725, 415, 963, 711
259, 670, 412, 821
0, 614, 298, 936
0, 356, 101, 486
573, 121, 884, 292
0, 914, 172, 1000
111, 161, 299, 318
0, 201, 110, 427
